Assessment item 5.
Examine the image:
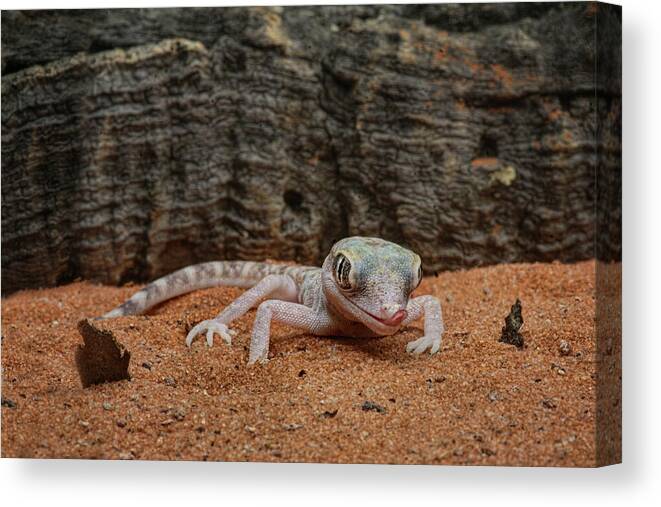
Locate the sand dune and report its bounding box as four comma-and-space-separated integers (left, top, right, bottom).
1, 260, 602, 466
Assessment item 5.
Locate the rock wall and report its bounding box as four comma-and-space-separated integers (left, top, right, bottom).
1, 3, 621, 293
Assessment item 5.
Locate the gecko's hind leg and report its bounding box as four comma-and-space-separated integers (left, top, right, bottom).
186, 274, 298, 347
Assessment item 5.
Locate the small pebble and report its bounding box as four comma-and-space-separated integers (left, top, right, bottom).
1, 397, 17, 408
102, 402, 113, 411
541, 398, 557, 409
116, 419, 127, 428
361, 401, 386, 413
558, 340, 572, 356
551, 363, 567, 375
141, 361, 152, 370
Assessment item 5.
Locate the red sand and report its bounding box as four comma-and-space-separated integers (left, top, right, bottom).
2, 260, 598, 466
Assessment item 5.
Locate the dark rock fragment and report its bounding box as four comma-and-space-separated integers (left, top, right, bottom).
499, 299, 524, 349
76, 319, 131, 388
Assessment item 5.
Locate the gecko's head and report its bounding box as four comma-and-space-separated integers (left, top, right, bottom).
321, 236, 423, 335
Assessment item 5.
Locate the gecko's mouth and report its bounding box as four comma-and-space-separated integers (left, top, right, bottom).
364, 309, 407, 327
339, 293, 407, 329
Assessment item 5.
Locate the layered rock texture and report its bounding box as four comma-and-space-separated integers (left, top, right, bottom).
1, 3, 621, 293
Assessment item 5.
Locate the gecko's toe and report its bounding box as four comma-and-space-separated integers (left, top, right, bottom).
247, 344, 269, 365
247, 353, 269, 365
185, 324, 202, 347
205, 329, 215, 346
406, 335, 441, 355
406, 336, 425, 354
412, 339, 430, 355
185, 319, 233, 347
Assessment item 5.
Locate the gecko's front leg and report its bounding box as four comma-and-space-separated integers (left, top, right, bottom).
402, 295, 444, 355
186, 274, 298, 347
248, 301, 320, 364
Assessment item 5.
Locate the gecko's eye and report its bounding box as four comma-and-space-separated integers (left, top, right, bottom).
414, 264, 423, 290
333, 253, 353, 291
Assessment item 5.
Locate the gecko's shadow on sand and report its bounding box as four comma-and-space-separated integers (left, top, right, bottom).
274, 328, 423, 362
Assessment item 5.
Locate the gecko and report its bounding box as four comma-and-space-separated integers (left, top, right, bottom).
101, 236, 444, 364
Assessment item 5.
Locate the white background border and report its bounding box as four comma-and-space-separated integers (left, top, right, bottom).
1, 0, 659, 505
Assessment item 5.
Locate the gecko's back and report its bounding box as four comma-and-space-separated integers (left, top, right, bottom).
102, 260, 319, 319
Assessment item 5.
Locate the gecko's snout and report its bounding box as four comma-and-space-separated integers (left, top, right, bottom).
381, 309, 407, 327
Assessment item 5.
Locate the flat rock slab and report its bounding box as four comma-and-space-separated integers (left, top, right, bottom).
1, 5, 621, 294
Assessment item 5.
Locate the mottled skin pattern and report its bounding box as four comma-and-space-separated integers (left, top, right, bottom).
101, 237, 444, 364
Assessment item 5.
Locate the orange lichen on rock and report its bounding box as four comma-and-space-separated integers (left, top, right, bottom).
471, 157, 500, 169
466, 60, 484, 74
548, 109, 563, 122
491, 64, 514, 90
434, 44, 449, 62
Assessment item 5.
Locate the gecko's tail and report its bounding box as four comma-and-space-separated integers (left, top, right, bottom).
100, 261, 315, 319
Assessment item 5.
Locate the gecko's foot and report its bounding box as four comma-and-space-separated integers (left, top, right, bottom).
247, 354, 269, 366
185, 319, 235, 347
406, 335, 441, 355
247, 347, 269, 365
